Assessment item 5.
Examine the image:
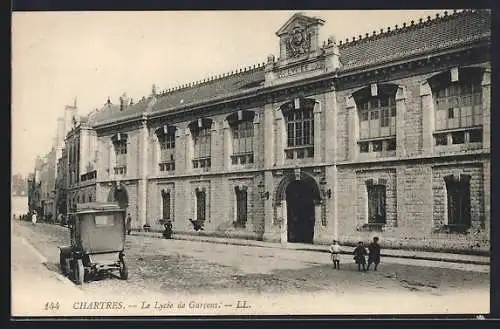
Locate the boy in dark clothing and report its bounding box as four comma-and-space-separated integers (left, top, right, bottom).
367, 237, 381, 271
353, 241, 367, 271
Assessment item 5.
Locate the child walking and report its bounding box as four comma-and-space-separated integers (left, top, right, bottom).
329, 240, 342, 269
353, 241, 367, 271
367, 237, 381, 271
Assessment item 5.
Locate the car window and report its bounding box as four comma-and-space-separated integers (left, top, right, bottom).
94, 214, 116, 227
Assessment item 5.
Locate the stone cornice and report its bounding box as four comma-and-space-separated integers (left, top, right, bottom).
92, 41, 489, 131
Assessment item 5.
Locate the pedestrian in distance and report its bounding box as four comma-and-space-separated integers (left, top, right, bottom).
31, 211, 37, 225
329, 239, 342, 269
353, 241, 367, 271
367, 236, 381, 271
126, 213, 132, 235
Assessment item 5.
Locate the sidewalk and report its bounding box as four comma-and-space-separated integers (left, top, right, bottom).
11, 235, 84, 316
131, 231, 490, 266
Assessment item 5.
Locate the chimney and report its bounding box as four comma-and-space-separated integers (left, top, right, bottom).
119, 93, 130, 111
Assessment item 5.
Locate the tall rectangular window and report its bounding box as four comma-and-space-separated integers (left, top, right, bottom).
434, 82, 482, 131
162, 191, 171, 220
359, 95, 396, 140
159, 133, 176, 172
193, 127, 211, 169
368, 184, 386, 224
284, 99, 315, 159
445, 175, 471, 227
231, 121, 254, 165
114, 140, 127, 175
196, 189, 206, 221
235, 187, 248, 228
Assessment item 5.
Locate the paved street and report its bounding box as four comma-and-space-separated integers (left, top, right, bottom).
12, 220, 490, 316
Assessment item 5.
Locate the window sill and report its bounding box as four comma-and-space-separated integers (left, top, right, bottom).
357, 223, 386, 232
358, 150, 397, 158
232, 221, 247, 229
432, 224, 471, 234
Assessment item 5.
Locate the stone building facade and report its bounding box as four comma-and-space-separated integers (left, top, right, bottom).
90, 10, 490, 252
65, 110, 99, 213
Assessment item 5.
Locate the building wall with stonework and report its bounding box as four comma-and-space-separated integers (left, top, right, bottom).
89, 10, 490, 253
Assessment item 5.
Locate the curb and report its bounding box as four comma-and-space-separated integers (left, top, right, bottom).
16, 236, 82, 290
131, 231, 490, 266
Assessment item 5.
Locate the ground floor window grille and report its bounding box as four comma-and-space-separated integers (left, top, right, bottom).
444, 174, 471, 228
162, 190, 171, 221
367, 182, 386, 224
195, 188, 206, 221
234, 186, 248, 228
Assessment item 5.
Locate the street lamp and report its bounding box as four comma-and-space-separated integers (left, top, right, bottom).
257, 181, 270, 200
320, 178, 332, 200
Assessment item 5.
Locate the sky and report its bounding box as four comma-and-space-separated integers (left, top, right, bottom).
12, 9, 447, 177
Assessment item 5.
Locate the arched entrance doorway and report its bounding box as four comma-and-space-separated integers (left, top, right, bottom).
108, 184, 129, 210
275, 172, 322, 244
286, 180, 317, 243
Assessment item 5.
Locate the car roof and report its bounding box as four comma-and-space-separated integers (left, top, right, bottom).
74, 202, 124, 214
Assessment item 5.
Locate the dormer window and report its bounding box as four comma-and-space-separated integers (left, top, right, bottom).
282, 98, 315, 160
189, 118, 212, 169
156, 125, 176, 172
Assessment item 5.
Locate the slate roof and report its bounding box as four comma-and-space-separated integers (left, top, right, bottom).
92, 10, 490, 126
338, 10, 491, 70
151, 67, 265, 112
92, 97, 152, 125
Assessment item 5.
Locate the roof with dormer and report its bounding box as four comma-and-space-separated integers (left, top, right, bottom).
92, 9, 490, 127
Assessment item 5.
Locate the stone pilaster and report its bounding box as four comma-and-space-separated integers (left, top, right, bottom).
210, 121, 220, 170
223, 120, 230, 170
346, 96, 357, 161
313, 101, 322, 163
275, 108, 284, 166
396, 86, 408, 157
263, 103, 275, 169
420, 82, 433, 156
139, 119, 148, 227
262, 170, 274, 241
184, 128, 192, 171
482, 68, 491, 151
324, 88, 337, 163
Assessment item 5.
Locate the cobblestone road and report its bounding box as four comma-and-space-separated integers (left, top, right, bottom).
12, 220, 490, 315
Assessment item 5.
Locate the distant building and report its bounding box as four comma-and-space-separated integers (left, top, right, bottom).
65, 108, 99, 213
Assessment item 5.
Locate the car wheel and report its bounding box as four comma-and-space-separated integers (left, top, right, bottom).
74, 259, 84, 285
119, 259, 128, 280
59, 252, 67, 275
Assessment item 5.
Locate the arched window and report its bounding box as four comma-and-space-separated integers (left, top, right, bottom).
156, 125, 176, 172
227, 111, 255, 165
281, 98, 315, 159
189, 118, 212, 169
355, 84, 397, 153
430, 68, 483, 146
195, 188, 206, 221
161, 190, 171, 220
112, 132, 128, 175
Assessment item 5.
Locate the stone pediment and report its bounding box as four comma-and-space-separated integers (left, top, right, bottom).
275, 13, 325, 36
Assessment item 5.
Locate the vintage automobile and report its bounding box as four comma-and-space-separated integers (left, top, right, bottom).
59, 202, 128, 285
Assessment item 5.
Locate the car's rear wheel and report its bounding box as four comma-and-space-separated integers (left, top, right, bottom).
59, 252, 67, 275
73, 259, 84, 285
119, 259, 128, 280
